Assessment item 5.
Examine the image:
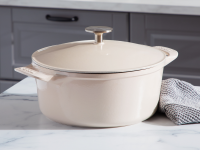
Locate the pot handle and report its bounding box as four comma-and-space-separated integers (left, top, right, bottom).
154, 46, 178, 66
15, 64, 54, 82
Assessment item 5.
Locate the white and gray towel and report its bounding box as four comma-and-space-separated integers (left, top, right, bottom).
159, 78, 200, 125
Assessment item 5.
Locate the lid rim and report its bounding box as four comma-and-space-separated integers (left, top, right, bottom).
32, 58, 166, 74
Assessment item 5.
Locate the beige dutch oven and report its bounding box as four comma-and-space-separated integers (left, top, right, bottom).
15, 26, 178, 127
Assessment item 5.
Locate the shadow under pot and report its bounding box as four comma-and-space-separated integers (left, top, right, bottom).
15, 26, 178, 127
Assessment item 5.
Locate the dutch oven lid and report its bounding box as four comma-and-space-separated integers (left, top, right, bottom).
32, 26, 166, 73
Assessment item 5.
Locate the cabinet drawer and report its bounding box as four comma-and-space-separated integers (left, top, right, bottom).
0, 80, 18, 94
12, 8, 129, 79
12, 8, 129, 40
13, 8, 112, 26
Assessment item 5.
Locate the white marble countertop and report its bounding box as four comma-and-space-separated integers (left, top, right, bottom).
0, 77, 200, 149
1, 0, 200, 16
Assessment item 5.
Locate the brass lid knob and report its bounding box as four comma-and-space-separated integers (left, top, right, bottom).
85, 26, 113, 44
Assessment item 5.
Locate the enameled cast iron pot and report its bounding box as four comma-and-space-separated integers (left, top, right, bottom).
15, 26, 178, 127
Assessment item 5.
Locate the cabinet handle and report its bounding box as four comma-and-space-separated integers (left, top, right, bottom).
46, 15, 78, 22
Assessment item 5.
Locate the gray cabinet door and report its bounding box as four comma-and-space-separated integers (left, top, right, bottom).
131, 13, 200, 85
12, 8, 129, 80
0, 80, 18, 93
130, 14, 145, 45
0, 7, 13, 80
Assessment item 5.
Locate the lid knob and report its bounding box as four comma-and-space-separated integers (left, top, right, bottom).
85, 26, 113, 44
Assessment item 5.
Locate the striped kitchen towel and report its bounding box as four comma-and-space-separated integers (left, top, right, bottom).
159, 78, 200, 125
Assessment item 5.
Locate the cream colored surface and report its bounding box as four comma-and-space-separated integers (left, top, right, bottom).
15, 46, 178, 127
15, 64, 54, 82
32, 40, 166, 73
36, 69, 163, 127
15, 46, 178, 80
154, 46, 178, 66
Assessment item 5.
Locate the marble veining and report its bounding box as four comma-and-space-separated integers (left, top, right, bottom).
1, 0, 200, 16
0, 77, 200, 149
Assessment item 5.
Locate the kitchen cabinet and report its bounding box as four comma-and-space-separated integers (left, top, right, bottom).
12, 8, 129, 80
130, 13, 200, 85
0, 7, 15, 92
0, 7, 13, 80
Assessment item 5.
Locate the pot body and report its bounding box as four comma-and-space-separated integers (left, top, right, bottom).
36, 68, 163, 127
15, 45, 178, 127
